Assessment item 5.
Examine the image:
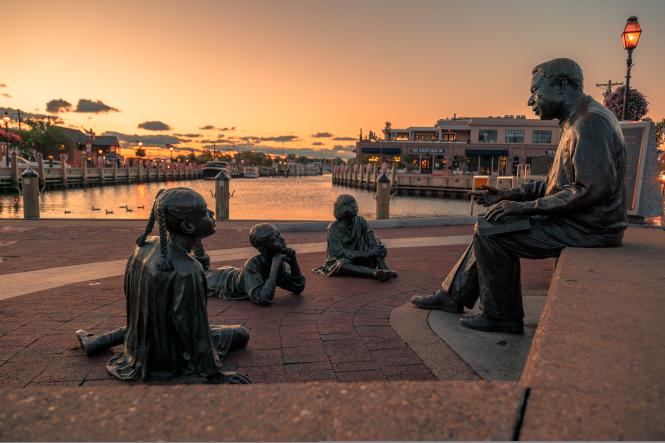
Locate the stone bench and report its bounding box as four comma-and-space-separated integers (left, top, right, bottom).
519, 227, 665, 440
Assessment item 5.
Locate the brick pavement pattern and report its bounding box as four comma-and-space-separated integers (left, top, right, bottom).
0, 224, 552, 387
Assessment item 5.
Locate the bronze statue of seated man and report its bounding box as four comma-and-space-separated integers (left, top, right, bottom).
411, 58, 628, 335
205, 223, 306, 306
76, 188, 250, 384
313, 194, 397, 281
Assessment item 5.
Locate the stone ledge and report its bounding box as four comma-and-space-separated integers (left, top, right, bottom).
520, 227, 665, 439
0, 381, 524, 441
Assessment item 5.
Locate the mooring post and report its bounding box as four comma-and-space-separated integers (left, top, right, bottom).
97, 156, 105, 185
82, 158, 89, 186
376, 171, 391, 220
215, 169, 231, 221
36, 153, 45, 185
21, 167, 40, 219
60, 154, 68, 188
11, 152, 19, 191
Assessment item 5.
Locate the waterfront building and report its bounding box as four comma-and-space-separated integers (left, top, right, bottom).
356, 116, 560, 176
56, 127, 120, 167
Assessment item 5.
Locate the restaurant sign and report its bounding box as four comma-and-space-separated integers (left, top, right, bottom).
409, 147, 445, 154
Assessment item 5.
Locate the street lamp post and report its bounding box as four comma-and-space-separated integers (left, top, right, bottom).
170, 146, 173, 161
3, 112, 11, 166
621, 16, 642, 121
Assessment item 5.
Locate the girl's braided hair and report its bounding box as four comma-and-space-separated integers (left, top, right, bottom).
135, 187, 208, 272
136, 188, 167, 247
155, 201, 173, 271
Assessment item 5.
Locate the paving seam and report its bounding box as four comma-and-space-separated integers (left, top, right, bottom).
0, 234, 471, 300
510, 386, 532, 441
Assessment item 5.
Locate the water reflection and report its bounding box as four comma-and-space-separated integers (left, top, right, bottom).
0, 175, 469, 220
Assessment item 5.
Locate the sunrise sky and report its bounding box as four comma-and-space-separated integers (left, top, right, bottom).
2, 0, 664, 158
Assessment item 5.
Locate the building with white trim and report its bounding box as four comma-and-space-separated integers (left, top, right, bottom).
356, 116, 560, 176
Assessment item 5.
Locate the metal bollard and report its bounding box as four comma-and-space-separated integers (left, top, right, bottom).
21, 168, 40, 219
376, 173, 391, 220
215, 170, 231, 220
11, 152, 19, 191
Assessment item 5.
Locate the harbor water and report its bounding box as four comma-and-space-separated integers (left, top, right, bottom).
0, 175, 469, 220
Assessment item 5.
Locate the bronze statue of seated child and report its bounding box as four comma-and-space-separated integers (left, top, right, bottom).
313, 194, 397, 281
75, 187, 250, 384
205, 223, 306, 306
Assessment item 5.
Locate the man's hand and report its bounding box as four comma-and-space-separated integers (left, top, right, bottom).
271, 253, 285, 267
469, 186, 506, 207
283, 248, 297, 265
485, 201, 527, 222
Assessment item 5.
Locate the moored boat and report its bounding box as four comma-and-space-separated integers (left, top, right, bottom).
202, 161, 230, 179
242, 166, 259, 178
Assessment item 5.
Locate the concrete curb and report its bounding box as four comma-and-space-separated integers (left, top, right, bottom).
1, 216, 478, 231
276, 216, 477, 232
390, 302, 479, 381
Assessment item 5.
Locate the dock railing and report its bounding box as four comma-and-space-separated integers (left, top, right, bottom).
0, 162, 203, 193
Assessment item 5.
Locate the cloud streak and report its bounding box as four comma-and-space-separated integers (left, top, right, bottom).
103, 131, 182, 146
46, 99, 73, 113
311, 132, 333, 138
138, 120, 171, 131
259, 135, 300, 143
75, 99, 119, 113
332, 136, 356, 141
199, 125, 236, 131
201, 142, 354, 159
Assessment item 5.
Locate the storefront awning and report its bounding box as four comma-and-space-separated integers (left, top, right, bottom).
360, 147, 401, 155
465, 149, 509, 156
360, 147, 380, 154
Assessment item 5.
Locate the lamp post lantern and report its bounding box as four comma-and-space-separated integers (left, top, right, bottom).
169, 146, 173, 161
3, 112, 10, 166
621, 16, 642, 121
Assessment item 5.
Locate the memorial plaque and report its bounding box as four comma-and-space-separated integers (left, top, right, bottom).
622, 126, 645, 212
621, 121, 663, 218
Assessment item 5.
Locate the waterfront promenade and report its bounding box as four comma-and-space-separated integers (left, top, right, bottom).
0, 218, 663, 439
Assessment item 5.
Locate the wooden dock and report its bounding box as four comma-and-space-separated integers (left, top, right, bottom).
332, 165, 542, 199
0, 159, 202, 193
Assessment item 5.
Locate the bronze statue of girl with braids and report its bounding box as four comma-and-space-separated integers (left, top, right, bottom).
75, 187, 251, 384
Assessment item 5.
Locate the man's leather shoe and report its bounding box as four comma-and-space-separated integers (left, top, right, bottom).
459, 313, 524, 335
411, 290, 463, 313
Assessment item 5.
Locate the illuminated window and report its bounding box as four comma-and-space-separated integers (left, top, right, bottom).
505, 129, 524, 143
532, 130, 552, 144
414, 132, 437, 141
441, 132, 456, 142
478, 130, 497, 143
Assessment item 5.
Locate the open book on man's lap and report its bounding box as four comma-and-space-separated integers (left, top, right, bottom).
476, 215, 531, 235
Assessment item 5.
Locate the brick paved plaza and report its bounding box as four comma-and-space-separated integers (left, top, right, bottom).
0, 220, 551, 387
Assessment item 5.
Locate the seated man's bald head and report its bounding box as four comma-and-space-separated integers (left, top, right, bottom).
532, 58, 584, 92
